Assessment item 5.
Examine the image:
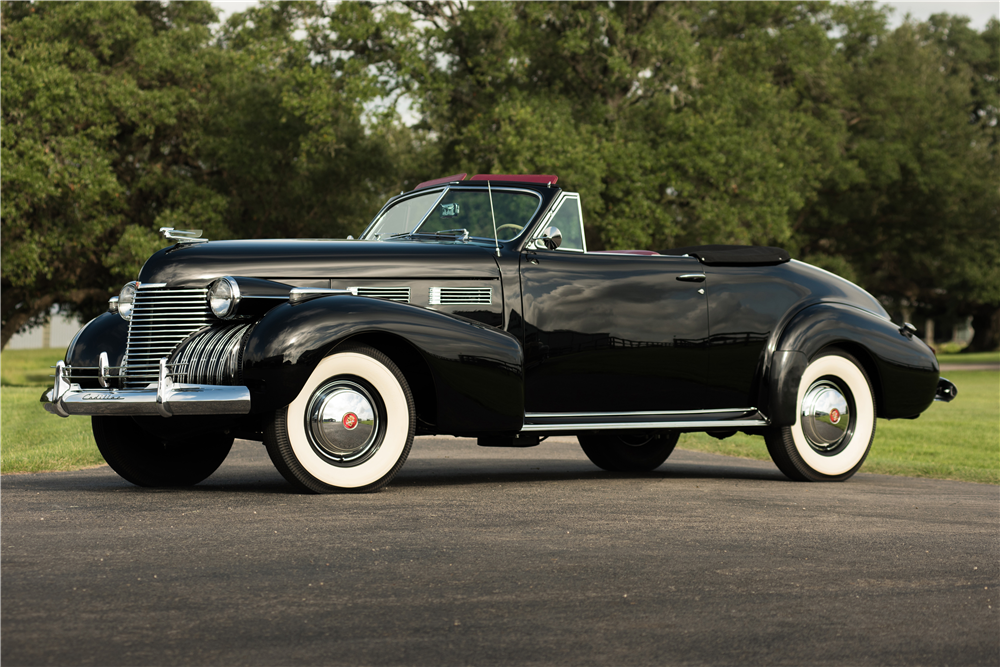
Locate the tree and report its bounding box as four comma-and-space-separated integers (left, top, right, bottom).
1, 1, 222, 348
401, 1, 863, 252
0, 0, 418, 348
800, 15, 1000, 350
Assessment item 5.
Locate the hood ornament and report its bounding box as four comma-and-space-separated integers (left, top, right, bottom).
159, 227, 209, 245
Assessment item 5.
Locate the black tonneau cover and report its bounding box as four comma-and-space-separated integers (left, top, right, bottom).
660, 245, 790, 267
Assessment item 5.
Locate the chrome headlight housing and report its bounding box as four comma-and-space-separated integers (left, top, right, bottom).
208, 276, 241, 319
117, 282, 137, 321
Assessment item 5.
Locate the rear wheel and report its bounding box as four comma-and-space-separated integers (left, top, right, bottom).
92, 416, 233, 487
765, 350, 876, 482
264, 344, 415, 493
578, 431, 679, 472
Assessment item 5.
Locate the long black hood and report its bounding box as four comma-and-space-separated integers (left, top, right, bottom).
137, 239, 501, 286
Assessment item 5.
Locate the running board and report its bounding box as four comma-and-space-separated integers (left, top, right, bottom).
520, 408, 769, 433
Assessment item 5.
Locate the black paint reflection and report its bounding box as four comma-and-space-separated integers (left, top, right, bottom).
519, 252, 710, 412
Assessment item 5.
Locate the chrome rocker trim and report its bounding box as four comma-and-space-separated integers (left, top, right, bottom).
520, 409, 769, 433
42, 359, 251, 419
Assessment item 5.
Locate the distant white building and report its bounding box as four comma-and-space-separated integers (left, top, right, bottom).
6, 310, 83, 350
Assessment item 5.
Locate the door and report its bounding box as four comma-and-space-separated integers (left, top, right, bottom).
519, 250, 711, 413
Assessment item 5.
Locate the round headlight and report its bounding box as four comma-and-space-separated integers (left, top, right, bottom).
118, 282, 137, 321
208, 276, 240, 319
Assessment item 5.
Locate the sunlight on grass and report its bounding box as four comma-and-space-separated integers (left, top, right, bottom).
1, 387, 104, 473
680, 369, 999, 484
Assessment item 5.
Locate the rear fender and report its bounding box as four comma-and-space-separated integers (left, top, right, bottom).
242, 296, 524, 433
764, 303, 939, 426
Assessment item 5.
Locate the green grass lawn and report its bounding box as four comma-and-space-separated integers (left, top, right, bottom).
1, 347, 106, 473
3, 348, 999, 482
937, 351, 1000, 366
680, 369, 999, 484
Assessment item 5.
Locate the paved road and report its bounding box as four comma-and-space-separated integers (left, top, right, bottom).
2, 438, 997, 666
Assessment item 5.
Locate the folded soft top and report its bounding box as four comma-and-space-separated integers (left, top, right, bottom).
660, 244, 790, 266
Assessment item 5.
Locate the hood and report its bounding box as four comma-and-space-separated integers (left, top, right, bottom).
137, 239, 501, 286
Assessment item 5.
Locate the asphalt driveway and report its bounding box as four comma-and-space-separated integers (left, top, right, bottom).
2, 437, 997, 666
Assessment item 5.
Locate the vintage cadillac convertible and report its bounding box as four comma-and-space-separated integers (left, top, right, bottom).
43, 174, 956, 492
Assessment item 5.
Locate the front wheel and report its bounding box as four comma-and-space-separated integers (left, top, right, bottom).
264, 344, 415, 493
578, 431, 679, 472
764, 350, 876, 482
92, 416, 233, 487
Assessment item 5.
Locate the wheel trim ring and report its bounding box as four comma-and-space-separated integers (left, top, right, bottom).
790, 356, 874, 477
305, 379, 382, 467
286, 353, 409, 488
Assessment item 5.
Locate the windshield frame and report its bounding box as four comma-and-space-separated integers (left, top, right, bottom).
361, 186, 545, 242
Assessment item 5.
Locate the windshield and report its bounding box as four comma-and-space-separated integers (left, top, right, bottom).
415, 189, 540, 240
366, 190, 441, 238
364, 187, 541, 241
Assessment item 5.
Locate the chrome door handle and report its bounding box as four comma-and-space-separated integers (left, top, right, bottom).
676, 274, 706, 283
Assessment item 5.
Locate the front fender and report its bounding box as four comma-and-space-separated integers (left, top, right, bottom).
765, 303, 939, 426
242, 296, 524, 433
64, 313, 129, 389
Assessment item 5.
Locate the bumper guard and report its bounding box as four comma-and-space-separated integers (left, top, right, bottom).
41, 359, 251, 418
934, 377, 958, 402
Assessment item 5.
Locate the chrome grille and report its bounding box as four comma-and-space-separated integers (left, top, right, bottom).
170, 323, 253, 385
349, 286, 410, 303
429, 286, 492, 305
123, 287, 211, 388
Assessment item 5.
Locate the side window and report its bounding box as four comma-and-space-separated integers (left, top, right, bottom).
544, 196, 585, 251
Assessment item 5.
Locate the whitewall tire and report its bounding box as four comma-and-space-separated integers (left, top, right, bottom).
265, 344, 415, 493
765, 350, 876, 482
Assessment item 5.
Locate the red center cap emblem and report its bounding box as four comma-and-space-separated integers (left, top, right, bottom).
829, 408, 841, 425
342, 413, 358, 430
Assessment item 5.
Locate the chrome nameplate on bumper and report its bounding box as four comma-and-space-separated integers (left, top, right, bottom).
41, 359, 251, 418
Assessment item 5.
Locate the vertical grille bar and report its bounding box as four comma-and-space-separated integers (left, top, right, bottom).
123, 287, 211, 388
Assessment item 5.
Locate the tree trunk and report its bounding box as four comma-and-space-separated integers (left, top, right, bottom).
1, 288, 110, 351
965, 306, 1000, 353
0, 295, 56, 351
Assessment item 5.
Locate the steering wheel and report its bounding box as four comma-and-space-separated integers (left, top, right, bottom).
495, 224, 524, 237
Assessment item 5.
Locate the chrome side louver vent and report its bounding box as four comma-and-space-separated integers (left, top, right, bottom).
429, 286, 492, 305
123, 286, 211, 388
349, 286, 410, 303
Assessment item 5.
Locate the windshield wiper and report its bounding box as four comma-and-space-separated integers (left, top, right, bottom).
411, 228, 470, 241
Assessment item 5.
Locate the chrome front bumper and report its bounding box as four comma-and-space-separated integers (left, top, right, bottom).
41, 359, 251, 418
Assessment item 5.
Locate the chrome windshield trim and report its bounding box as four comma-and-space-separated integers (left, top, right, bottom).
361, 186, 544, 242
361, 187, 449, 240
528, 192, 586, 253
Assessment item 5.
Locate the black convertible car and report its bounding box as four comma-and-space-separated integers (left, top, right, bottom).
43, 173, 956, 492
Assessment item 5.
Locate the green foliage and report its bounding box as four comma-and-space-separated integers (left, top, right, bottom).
1, 1, 222, 346
2, 1, 997, 350
801, 13, 1000, 337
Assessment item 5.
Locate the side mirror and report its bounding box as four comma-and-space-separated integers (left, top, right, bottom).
533, 226, 563, 250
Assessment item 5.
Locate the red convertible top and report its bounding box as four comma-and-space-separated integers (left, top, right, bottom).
470, 174, 559, 185
414, 173, 468, 190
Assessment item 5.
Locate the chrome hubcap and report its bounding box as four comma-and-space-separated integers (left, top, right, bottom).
306, 380, 380, 465
800, 379, 850, 452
